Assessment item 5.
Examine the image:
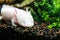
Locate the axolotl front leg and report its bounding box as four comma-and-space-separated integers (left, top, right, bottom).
11, 11, 18, 27
11, 19, 17, 26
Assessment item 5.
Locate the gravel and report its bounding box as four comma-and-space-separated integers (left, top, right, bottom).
0, 20, 60, 40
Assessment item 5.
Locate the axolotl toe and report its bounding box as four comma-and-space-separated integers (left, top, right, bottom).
0, 5, 34, 27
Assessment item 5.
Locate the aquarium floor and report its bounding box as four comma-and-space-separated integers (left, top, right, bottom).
0, 20, 60, 40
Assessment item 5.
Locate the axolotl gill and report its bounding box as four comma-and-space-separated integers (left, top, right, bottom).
0, 5, 34, 27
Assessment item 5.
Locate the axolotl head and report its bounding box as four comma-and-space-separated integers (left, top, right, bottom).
16, 8, 34, 27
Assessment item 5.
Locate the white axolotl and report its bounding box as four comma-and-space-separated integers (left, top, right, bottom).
0, 5, 34, 27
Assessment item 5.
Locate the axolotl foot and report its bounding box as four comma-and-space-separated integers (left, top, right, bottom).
11, 19, 17, 27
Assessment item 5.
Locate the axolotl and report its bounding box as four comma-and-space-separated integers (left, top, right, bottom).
0, 5, 34, 27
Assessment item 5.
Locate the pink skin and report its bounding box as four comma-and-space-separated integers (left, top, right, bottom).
1, 5, 18, 26
1, 5, 34, 27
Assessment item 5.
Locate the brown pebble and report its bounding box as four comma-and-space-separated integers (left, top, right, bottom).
0, 24, 7, 29
3, 24, 7, 28
56, 30, 60, 34
41, 23, 47, 28
23, 29, 29, 32
33, 26, 37, 30
37, 30, 44, 36
17, 27, 21, 31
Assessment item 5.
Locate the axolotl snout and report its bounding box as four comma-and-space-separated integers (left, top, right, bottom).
0, 5, 34, 27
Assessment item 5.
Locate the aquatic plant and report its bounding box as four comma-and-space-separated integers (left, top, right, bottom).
29, 0, 60, 29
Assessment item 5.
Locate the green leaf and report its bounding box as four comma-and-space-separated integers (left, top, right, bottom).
58, 23, 60, 27
39, 0, 46, 6
34, 2, 39, 7
52, 22, 57, 27
48, 25, 53, 29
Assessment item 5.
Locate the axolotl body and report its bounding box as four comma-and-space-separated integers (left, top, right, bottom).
0, 5, 34, 27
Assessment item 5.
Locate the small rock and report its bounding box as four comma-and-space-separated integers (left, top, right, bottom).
41, 23, 47, 29
37, 30, 44, 36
